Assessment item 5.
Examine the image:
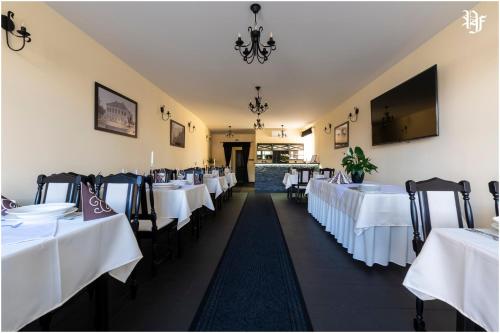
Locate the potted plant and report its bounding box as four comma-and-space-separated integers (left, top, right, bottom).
341, 146, 378, 183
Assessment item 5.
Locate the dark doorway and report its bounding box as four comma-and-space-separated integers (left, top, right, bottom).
235, 150, 245, 184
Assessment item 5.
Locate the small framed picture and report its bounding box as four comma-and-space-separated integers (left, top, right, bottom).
95, 82, 137, 138
334, 121, 349, 149
170, 120, 186, 148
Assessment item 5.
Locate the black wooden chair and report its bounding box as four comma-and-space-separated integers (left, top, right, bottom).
35, 172, 94, 209
95, 173, 143, 298
489, 181, 499, 217
291, 168, 313, 202
320, 168, 335, 178
185, 167, 204, 185
405, 177, 474, 331
137, 175, 178, 275
152, 168, 177, 183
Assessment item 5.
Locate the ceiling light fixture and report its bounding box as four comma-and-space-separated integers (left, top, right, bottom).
234, 3, 276, 64
249, 86, 269, 115
254, 116, 264, 130
225, 126, 235, 138
278, 124, 287, 138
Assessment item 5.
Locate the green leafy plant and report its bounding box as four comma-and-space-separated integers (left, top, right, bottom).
341, 146, 378, 175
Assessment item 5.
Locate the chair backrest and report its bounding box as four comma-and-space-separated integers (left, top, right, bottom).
95, 173, 143, 226
35, 172, 93, 208
489, 181, 499, 217
138, 175, 157, 229
152, 168, 176, 183
297, 168, 313, 185
406, 177, 474, 255
320, 168, 335, 178
185, 168, 203, 185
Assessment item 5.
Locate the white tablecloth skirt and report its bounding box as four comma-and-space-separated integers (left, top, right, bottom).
308, 191, 415, 266
225, 173, 237, 188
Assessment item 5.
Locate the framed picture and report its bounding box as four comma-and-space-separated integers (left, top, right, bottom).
334, 121, 349, 149
95, 82, 137, 138
170, 120, 185, 148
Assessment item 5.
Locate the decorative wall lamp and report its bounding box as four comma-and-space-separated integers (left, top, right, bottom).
206, 134, 211, 141
2, 11, 31, 52
188, 121, 196, 133
348, 107, 359, 122
160, 105, 171, 121
324, 123, 332, 134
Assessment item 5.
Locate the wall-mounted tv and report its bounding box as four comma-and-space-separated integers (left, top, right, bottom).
371, 65, 438, 146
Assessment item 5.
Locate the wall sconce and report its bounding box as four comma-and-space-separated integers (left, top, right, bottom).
324, 123, 332, 134
188, 121, 196, 133
206, 134, 211, 141
160, 105, 171, 121
348, 107, 359, 122
1, 11, 31, 52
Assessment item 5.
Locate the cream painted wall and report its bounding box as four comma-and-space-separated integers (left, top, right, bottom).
255, 128, 305, 145
312, 2, 498, 227
210, 133, 256, 182
1, 2, 210, 204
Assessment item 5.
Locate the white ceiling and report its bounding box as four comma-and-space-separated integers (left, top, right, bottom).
48, 1, 474, 131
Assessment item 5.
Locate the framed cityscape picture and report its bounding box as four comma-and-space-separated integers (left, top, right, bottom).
170, 120, 185, 148
334, 121, 349, 149
94, 82, 137, 138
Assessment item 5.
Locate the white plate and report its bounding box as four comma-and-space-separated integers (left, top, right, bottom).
3, 207, 78, 223
6, 203, 76, 218
153, 183, 181, 190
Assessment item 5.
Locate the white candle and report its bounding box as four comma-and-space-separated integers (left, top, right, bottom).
150, 151, 154, 168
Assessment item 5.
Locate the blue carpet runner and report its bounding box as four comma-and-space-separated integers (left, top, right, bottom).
190, 193, 312, 331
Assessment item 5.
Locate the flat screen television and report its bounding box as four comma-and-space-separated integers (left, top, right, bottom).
371, 65, 438, 146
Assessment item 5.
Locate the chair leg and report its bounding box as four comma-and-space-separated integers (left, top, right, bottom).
414, 298, 426, 331
151, 230, 158, 276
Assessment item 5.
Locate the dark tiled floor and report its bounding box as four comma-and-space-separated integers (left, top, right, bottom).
23, 192, 248, 331
271, 193, 458, 331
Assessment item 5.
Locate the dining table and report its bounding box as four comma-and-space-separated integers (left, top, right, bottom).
403, 227, 499, 331
283, 172, 328, 190
1, 212, 142, 332
152, 183, 215, 230
225, 172, 237, 188
307, 179, 415, 266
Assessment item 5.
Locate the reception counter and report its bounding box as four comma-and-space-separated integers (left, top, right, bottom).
255, 163, 320, 192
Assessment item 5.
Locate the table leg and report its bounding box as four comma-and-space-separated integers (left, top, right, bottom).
94, 274, 109, 331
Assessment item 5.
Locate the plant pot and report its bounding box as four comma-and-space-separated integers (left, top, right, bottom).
351, 171, 365, 184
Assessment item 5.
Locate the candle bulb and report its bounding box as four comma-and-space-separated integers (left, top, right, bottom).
238, 33, 241, 38
150, 151, 154, 168
270, 32, 273, 38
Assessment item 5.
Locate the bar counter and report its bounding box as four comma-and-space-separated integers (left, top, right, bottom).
254, 163, 319, 192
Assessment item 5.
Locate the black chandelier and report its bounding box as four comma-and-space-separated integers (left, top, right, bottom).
1, 11, 31, 52
225, 126, 235, 138
234, 3, 276, 64
278, 124, 287, 138
249, 86, 269, 115
254, 116, 264, 130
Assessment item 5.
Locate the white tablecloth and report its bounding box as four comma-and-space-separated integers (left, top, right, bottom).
204, 177, 224, 198
219, 176, 229, 192
1, 213, 142, 331
225, 173, 237, 188
403, 228, 499, 331
283, 172, 327, 190
307, 179, 415, 266
153, 184, 214, 230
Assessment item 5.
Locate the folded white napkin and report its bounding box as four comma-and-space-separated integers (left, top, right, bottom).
330, 171, 352, 184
